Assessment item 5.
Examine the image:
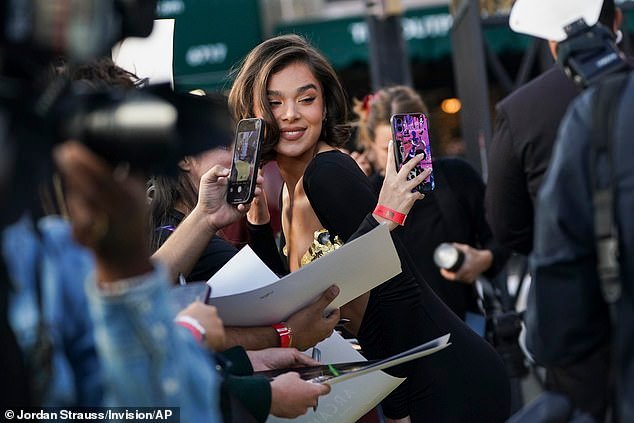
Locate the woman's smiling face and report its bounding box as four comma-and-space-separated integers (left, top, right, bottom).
263, 61, 326, 160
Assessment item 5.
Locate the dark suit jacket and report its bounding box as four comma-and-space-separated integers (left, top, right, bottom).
485, 66, 579, 254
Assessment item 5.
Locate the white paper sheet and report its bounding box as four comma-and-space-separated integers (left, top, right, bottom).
206, 246, 279, 297
324, 334, 451, 385
207, 224, 402, 326
267, 332, 404, 423
112, 19, 174, 85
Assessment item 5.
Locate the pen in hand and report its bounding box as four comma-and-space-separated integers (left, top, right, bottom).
311, 347, 322, 412
200, 285, 212, 304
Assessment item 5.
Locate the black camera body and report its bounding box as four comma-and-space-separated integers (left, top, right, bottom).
53, 82, 231, 174
0, 0, 156, 64
0, 0, 231, 173
0, 0, 231, 225
478, 254, 530, 380
557, 18, 628, 87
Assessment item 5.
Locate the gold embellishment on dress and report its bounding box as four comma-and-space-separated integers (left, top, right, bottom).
300, 229, 343, 267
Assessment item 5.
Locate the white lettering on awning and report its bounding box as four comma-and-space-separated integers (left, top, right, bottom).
347, 14, 454, 45
402, 14, 453, 40
186, 43, 228, 66
156, 0, 185, 17
349, 22, 369, 44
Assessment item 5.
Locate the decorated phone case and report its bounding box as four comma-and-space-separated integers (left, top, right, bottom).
390, 112, 435, 193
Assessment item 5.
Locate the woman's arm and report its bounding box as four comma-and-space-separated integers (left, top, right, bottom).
246, 221, 288, 276
246, 171, 288, 275
305, 142, 428, 241
153, 206, 221, 282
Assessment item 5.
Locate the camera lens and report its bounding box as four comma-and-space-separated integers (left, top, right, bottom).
397, 126, 403, 132
433, 243, 465, 272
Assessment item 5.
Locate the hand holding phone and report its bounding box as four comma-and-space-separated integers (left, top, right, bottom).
227, 118, 264, 204
390, 113, 435, 193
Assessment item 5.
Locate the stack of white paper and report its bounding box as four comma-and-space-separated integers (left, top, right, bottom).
267, 332, 405, 423
206, 224, 402, 326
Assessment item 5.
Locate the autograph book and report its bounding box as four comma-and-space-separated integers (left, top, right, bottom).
204, 224, 402, 326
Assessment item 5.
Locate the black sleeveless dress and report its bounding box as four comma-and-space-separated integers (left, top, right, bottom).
250, 150, 510, 422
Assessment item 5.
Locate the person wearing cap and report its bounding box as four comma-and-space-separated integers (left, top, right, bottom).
498, 0, 630, 421
485, 0, 623, 256
528, 70, 634, 423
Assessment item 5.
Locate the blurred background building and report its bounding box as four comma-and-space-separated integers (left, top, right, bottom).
150, 0, 634, 171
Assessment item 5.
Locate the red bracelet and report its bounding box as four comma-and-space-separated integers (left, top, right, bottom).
373, 205, 407, 225
175, 316, 206, 344
272, 322, 293, 348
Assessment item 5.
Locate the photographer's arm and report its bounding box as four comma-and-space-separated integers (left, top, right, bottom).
153, 166, 261, 282
486, 109, 534, 255
439, 243, 493, 284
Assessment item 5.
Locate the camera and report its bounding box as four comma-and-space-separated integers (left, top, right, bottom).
433, 243, 465, 273
432, 243, 529, 378
557, 18, 627, 87
509, 0, 627, 88
0, 0, 227, 178
0, 0, 231, 225
0, 0, 156, 64
479, 255, 530, 379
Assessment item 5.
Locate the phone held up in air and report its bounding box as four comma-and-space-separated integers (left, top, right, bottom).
227, 118, 264, 204
390, 113, 435, 193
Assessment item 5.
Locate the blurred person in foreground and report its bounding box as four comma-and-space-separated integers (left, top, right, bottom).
527, 72, 634, 423
509, 1, 634, 421
485, 0, 623, 255
2, 56, 332, 420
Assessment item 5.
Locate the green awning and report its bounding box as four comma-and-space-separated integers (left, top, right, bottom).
275, 6, 532, 69
157, 0, 262, 92
157, 1, 532, 92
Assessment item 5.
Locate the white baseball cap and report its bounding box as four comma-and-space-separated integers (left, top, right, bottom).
509, 0, 605, 42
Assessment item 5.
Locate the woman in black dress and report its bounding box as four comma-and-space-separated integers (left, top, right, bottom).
353, 85, 510, 321
230, 35, 510, 422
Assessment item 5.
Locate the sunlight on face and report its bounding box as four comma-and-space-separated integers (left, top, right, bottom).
265, 62, 326, 161
372, 124, 392, 174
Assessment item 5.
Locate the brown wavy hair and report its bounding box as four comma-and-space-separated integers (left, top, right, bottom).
353, 85, 428, 151
228, 34, 350, 162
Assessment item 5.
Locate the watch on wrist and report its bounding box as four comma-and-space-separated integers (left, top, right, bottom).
272, 322, 293, 348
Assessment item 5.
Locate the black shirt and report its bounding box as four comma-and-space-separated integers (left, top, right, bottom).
155, 209, 238, 282
370, 157, 508, 319
486, 66, 580, 254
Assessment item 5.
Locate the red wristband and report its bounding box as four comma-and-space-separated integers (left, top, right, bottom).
373, 205, 407, 225
272, 322, 293, 348
175, 316, 206, 344
175, 321, 204, 343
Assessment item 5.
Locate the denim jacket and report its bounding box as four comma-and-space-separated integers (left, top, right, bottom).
87, 265, 222, 421
3, 216, 221, 421
3, 215, 102, 406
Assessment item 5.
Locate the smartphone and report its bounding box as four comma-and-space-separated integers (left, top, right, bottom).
227, 118, 264, 204
390, 113, 435, 192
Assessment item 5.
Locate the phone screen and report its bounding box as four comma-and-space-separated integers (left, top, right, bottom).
390, 113, 434, 192
227, 118, 264, 204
